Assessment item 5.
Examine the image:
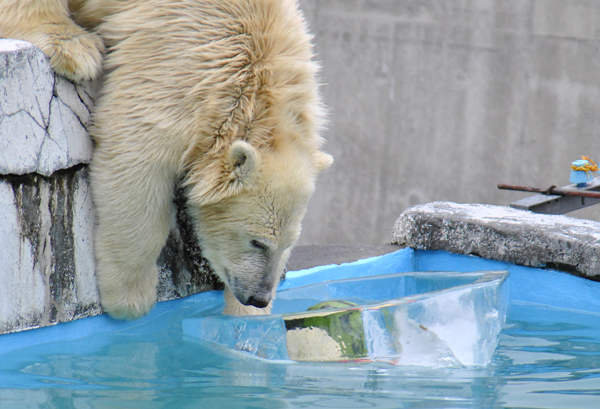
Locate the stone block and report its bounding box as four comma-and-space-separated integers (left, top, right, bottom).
0, 169, 98, 334
0, 39, 96, 176
0, 169, 222, 334
391, 202, 600, 279
0, 40, 221, 334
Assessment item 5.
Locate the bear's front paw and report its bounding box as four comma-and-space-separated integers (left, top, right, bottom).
97, 266, 159, 320
102, 296, 156, 320
100, 285, 157, 320
35, 22, 104, 82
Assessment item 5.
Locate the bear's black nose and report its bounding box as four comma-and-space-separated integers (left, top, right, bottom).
246, 296, 269, 309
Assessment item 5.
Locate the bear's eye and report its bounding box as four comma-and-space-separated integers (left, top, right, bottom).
250, 240, 269, 252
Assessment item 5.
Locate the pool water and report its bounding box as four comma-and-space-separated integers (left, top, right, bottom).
1, 249, 600, 408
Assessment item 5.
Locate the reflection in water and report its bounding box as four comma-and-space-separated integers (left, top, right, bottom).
1, 299, 600, 408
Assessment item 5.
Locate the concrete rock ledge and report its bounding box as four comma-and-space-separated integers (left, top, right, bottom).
0, 39, 220, 335
0, 40, 96, 176
392, 202, 600, 280
1, 167, 96, 334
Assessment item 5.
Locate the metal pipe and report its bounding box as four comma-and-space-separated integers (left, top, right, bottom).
498, 183, 600, 199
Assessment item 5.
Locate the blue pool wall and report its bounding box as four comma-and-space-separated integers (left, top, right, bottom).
2, 248, 599, 357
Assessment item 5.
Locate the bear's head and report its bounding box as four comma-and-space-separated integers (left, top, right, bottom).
185, 140, 332, 312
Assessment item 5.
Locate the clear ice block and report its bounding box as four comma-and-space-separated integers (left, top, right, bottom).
183, 270, 510, 367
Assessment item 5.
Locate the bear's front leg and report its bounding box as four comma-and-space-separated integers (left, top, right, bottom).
95, 257, 161, 320
91, 153, 176, 320
0, 0, 104, 82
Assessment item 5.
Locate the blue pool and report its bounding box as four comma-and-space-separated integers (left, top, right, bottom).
1, 248, 600, 408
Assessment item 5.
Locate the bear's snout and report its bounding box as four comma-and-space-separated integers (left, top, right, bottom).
246, 295, 270, 309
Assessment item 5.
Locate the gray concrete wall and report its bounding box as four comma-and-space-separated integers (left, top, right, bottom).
298, 0, 600, 245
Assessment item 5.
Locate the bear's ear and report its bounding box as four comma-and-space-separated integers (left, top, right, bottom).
190, 141, 260, 206
228, 140, 258, 182
314, 151, 333, 172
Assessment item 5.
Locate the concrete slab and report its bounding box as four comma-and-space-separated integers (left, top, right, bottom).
0, 41, 220, 334
0, 39, 95, 176
391, 201, 600, 280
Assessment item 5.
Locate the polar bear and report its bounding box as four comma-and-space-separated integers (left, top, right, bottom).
0, 0, 332, 318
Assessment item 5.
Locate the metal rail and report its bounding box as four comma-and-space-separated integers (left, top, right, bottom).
498, 183, 600, 198
498, 178, 600, 214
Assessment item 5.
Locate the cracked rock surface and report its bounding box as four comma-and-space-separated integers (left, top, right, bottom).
392, 201, 600, 279
0, 40, 220, 334
0, 40, 97, 176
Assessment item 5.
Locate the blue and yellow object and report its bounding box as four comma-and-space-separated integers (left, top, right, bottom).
570, 156, 597, 186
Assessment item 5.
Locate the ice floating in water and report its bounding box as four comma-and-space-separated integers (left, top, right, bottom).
183, 270, 510, 367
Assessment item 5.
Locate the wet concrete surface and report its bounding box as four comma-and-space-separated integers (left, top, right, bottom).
287, 244, 402, 271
